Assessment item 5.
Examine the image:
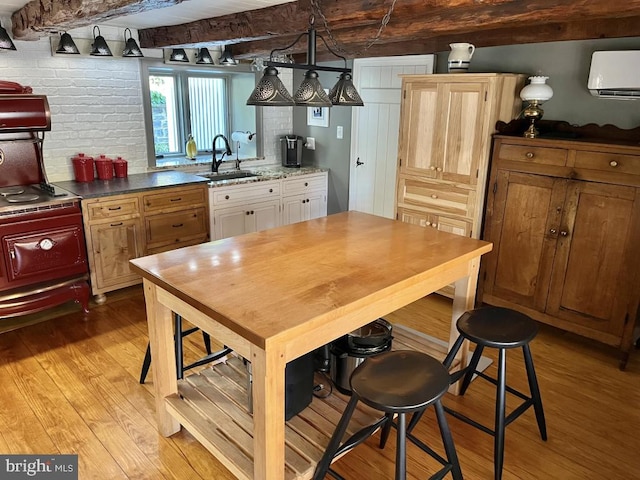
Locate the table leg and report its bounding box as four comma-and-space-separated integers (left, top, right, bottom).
143, 280, 180, 436
450, 257, 481, 394
251, 345, 286, 480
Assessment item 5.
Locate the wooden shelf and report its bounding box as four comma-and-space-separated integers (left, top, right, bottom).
163, 324, 454, 480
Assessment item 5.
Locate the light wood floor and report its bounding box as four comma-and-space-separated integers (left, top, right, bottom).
0, 287, 638, 479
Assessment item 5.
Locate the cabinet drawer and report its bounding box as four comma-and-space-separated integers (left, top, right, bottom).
397, 177, 471, 218
211, 180, 280, 206
282, 173, 327, 196
143, 186, 206, 212
85, 196, 139, 221
574, 151, 640, 177
498, 144, 567, 166
145, 207, 208, 245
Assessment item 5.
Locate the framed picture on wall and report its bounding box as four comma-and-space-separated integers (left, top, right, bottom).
306, 90, 330, 127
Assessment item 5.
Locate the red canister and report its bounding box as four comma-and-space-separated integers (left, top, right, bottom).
95, 154, 114, 180
113, 157, 128, 178
72, 153, 95, 182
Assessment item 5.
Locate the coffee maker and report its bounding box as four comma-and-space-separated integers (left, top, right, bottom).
280, 135, 303, 168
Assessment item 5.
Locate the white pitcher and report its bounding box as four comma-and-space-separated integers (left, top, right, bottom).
448, 43, 475, 73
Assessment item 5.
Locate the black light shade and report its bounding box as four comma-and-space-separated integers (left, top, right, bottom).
89, 26, 112, 56
0, 21, 16, 51
122, 28, 143, 57
329, 72, 364, 106
247, 66, 294, 106
56, 32, 80, 54
169, 48, 189, 62
219, 46, 237, 66
294, 70, 332, 107
195, 47, 214, 64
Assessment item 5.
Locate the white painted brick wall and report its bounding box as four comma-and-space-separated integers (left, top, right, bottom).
0, 22, 293, 181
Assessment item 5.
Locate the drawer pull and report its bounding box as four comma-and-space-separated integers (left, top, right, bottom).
305, 182, 309, 186
170, 197, 182, 202
108, 206, 122, 211
269, 188, 273, 192
225, 195, 230, 200
431, 194, 438, 199
110, 222, 123, 227
526, 152, 534, 159
609, 160, 618, 167
172, 223, 184, 228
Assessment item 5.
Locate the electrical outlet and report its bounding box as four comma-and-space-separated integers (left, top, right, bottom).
306, 137, 316, 150
336, 126, 343, 139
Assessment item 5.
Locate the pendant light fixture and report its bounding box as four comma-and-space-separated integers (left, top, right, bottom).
122, 28, 143, 57
247, 15, 363, 107
195, 47, 214, 64
218, 46, 238, 66
0, 20, 16, 51
169, 48, 189, 62
89, 26, 112, 56
55, 32, 80, 54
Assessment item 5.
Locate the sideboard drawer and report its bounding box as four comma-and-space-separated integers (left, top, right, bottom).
574, 151, 640, 177
498, 144, 568, 166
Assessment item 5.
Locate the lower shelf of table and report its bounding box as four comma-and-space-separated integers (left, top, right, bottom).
163, 323, 456, 480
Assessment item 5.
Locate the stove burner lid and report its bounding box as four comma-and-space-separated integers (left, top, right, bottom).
6, 193, 40, 203
0, 187, 25, 196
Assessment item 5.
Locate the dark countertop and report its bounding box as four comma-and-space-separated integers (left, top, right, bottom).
54, 171, 209, 199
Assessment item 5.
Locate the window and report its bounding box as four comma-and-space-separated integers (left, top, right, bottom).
141, 61, 259, 168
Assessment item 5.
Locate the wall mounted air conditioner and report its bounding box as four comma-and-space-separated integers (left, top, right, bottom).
587, 51, 640, 99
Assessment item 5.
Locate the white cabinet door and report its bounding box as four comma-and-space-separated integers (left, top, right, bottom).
213, 205, 248, 239
251, 199, 281, 233
282, 194, 306, 225
307, 190, 327, 221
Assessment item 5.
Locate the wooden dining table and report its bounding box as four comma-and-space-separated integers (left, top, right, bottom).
130, 211, 492, 480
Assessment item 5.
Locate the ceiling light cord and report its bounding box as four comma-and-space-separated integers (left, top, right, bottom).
310, 0, 398, 57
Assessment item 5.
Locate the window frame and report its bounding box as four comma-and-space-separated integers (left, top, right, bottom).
140, 58, 262, 168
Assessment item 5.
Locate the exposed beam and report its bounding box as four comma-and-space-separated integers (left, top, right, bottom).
11, 0, 187, 40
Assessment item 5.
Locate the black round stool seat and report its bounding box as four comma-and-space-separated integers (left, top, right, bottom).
457, 306, 538, 349
351, 350, 451, 413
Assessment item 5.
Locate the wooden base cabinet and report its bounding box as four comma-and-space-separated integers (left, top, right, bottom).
481, 135, 640, 368
83, 183, 209, 301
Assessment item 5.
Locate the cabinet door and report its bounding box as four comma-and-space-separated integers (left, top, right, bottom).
213, 206, 248, 240
250, 200, 281, 233
399, 81, 487, 185
89, 219, 143, 289
547, 182, 639, 338
482, 171, 567, 311
282, 194, 306, 225
306, 191, 327, 221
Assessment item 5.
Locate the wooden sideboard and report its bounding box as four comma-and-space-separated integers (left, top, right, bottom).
480, 125, 640, 368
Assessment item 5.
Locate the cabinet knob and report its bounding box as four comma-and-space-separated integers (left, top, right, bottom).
425, 221, 431, 226
305, 182, 309, 186
431, 194, 438, 199
269, 188, 273, 192
225, 195, 230, 200
251, 210, 254, 215
436, 167, 442, 172
549, 228, 557, 235
246, 211, 250, 215
526, 152, 534, 159
429, 165, 436, 171
431, 223, 437, 228
609, 160, 618, 167
560, 230, 568, 237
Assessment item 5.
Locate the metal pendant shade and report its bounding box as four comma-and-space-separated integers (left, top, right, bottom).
195, 47, 214, 64
0, 21, 16, 51
90, 26, 112, 56
329, 72, 364, 106
294, 70, 332, 107
247, 66, 294, 106
218, 46, 237, 66
245, 16, 363, 107
122, 28, 143, 57
169, 48, 189, 62
56, 32, 80, 54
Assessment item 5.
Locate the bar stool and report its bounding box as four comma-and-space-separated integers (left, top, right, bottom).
313, 350, 463, 480
410, 306, 547, 480
139, 313, 232, 384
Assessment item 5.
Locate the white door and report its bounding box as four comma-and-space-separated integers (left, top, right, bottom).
349, 55, 435, 218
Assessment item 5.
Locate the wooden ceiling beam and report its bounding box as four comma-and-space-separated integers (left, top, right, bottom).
138, 0, 640, 50
11, 0, 188, 39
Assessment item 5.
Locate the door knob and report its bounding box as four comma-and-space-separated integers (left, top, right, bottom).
356, 158, 364, 166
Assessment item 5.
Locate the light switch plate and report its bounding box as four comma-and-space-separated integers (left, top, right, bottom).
306, 137, 316, 150
337, 126, 343, 139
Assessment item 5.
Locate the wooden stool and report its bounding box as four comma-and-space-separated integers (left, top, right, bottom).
313, 350, 463, 480
410, 306, 547, 480
139, 313, 232, 384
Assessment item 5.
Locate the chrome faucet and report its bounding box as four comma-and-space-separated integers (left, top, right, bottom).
211, 134, 232, 173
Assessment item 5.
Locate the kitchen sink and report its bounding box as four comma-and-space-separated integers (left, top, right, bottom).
203, 171, 260, 181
